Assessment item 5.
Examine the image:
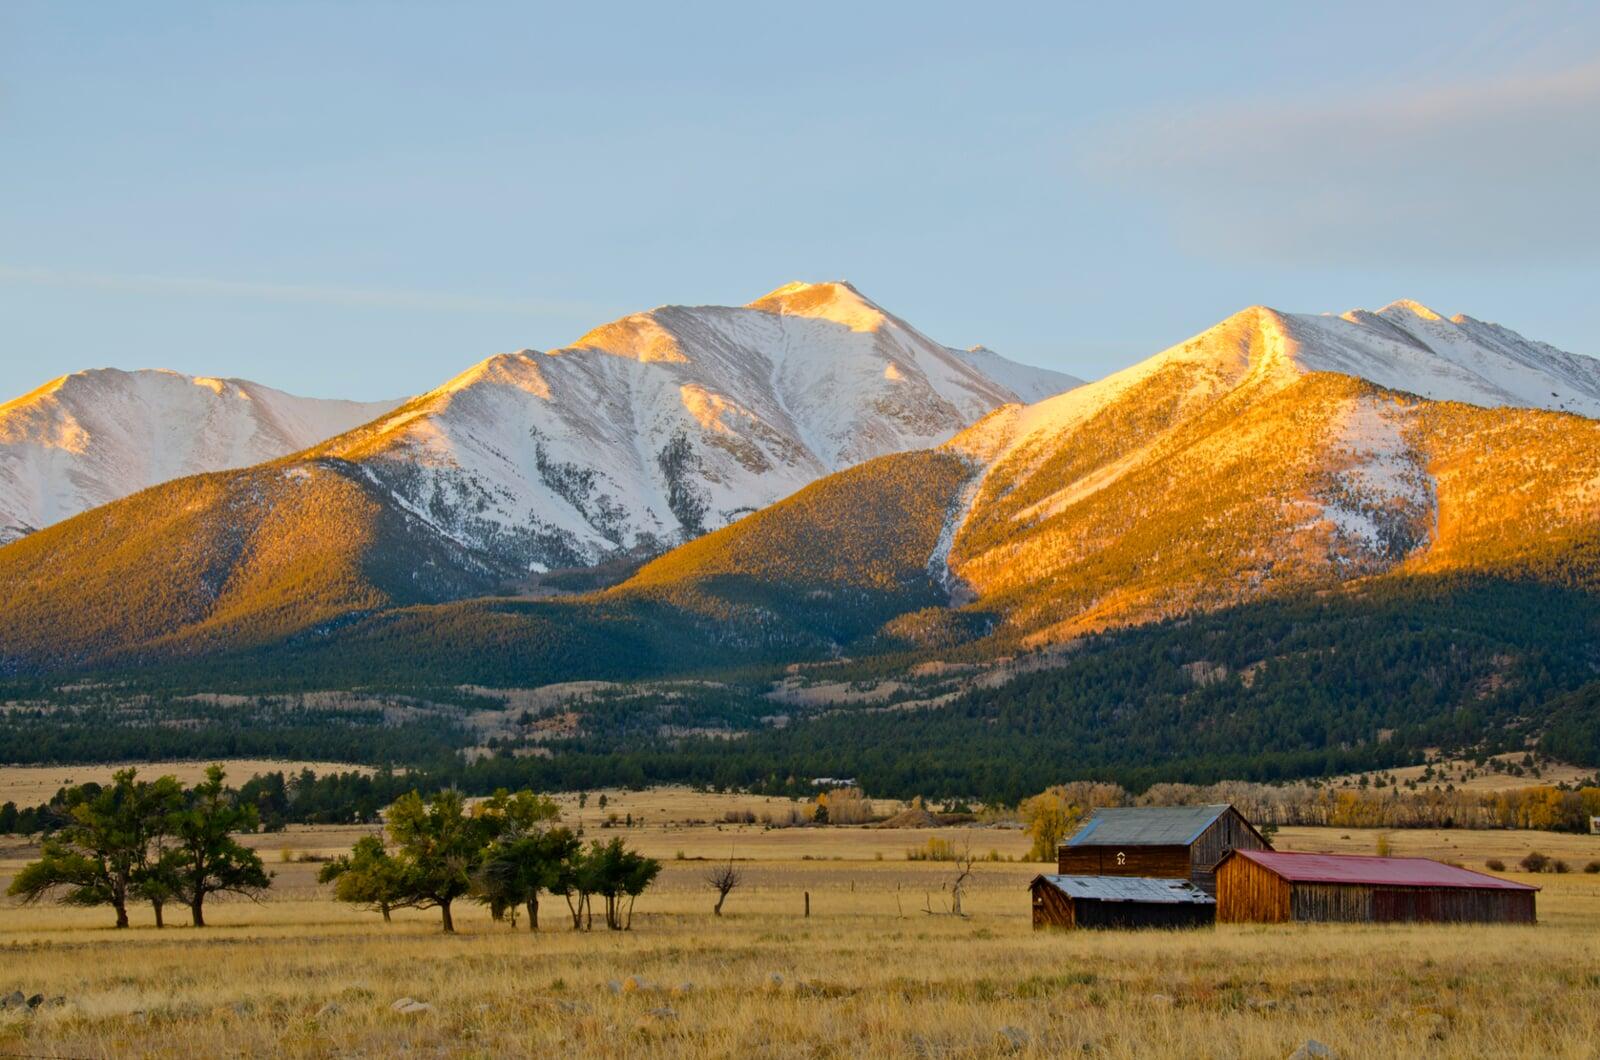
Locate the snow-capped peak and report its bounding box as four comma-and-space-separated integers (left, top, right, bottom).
745, 280, 888, 333
1376, 298, 1446, 323
0, 368, 403, 543
303, 283, 1077, 574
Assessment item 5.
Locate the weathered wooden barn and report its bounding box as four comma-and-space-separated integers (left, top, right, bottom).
1029, 874, 1216, 930
1059, 804, 1271, 893
1216, 849, 1539, 924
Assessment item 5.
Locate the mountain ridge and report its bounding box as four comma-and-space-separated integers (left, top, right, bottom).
0, 368, 403, 544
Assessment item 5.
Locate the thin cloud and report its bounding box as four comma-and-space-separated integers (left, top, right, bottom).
0, 264, 612, 316
1085, 62, 1600, 266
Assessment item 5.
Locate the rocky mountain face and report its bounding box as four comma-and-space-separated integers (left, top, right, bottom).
307, 281, 1079, 574
938, 301, 1600, 643
0, 369, 401, 544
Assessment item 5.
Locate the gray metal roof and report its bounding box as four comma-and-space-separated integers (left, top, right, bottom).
1031, 874, 1216, 905
1064, 805, 1233, 847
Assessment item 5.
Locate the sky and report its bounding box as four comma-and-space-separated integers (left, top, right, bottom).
3, 1, 1598, 401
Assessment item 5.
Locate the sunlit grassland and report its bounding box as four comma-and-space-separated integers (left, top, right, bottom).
1, 806, 1598, 1058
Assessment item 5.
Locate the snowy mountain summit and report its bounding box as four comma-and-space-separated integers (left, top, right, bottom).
0, 369, 401, 543
311, 281, 1081, 573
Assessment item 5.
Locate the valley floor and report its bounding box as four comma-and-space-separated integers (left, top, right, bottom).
1, 802, 1598, 1058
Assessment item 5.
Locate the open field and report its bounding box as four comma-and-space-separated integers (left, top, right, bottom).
1329, 753, 1598, 794
0, 759, 374, 806
2, 801, 1599, 1059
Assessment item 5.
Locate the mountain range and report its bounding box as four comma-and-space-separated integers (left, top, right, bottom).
0, 288, 1594, 687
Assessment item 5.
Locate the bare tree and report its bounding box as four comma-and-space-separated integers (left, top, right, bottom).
706, 854, 743, 917
923, 840, 977, 918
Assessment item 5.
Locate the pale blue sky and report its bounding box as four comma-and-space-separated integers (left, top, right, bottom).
3, 2, 1598, 400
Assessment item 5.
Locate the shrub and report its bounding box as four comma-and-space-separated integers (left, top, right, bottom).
1584, 861, 1600, 874
1485, 858, 1506, 872
1519, 851, 1549, 873
906, 837, 957, 862
1552, 859, 1570, 874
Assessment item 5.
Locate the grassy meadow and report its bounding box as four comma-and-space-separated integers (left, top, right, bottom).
1, 786, 1598, 1058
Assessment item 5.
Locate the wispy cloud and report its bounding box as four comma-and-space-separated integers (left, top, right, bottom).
1084, 61, 1600, 267
0, 264, 611, 316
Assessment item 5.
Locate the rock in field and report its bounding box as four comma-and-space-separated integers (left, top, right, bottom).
1288, 1041, 1337, 1060
390, 997, 433, 1015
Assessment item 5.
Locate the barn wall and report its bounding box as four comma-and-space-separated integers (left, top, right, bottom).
1370, 887, 1536, 924
1031, 882, 1075, 930
1058, 845, 1190, 879
1075, 900, 1215, 930
1191, 809, 1271, 892
1288, 883, 1374, 922
1288, 883, 1536, 924
1216, 854, 1290, 923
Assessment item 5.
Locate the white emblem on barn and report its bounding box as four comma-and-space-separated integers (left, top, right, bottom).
1116, 851, 1126, 866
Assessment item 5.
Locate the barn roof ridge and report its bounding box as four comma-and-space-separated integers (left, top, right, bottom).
1224, 848, 1540, 891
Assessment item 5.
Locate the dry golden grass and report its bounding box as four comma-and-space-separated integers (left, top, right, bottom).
0, 760, 374, 807
2, 809, 1598, 1058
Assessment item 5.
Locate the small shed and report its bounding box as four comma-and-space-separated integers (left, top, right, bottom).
1059, 804, 1271, 893
1029, 874, 1216, 930
1216, 849, 1538, 924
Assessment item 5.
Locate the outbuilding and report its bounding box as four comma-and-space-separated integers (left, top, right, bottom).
1216, 849, 1538, 924
1059, 804, 1271, 893
1029, 874, 1216, 930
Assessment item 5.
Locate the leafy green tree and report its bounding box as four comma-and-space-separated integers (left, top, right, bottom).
471, 789, 567, 931
387, 789, 492, 933
319, 834, 408, 923
580, 838, 661, 931
476, 826, 579, 932
169, 765, 272, 927
130, 775, 186, 927
5, 769, 171, 928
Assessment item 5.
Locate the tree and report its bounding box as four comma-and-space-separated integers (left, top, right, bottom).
168, 765, 272, 927
476, 826, 579, 932
387, 789, 492, 933
1019, 786, 1086, 862
320, 834, 408, 923
580, 838, 660, 930
6, 769, 172, 928
705, 855, 742, 917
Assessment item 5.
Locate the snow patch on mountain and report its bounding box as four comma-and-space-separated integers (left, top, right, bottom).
0, 369, 401, 541
316, 282, 1075, 574
1312, 395, 1436, 568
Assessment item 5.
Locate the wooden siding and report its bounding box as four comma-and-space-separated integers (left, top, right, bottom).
1030, 880, 1075, 929
1058, 844, 1190, 879
1216, 851, 1290, 923
1075, 899, 1215, 931
1218, 854, 1538, 925
1190, 807, 1272, 893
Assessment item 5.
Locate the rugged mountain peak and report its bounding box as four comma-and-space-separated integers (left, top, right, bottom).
745, 280, 888, 333
291, 284, 1076, 575
1376, 298, 1446, 323
0, 368, 403, 542
568, 310, 693, 364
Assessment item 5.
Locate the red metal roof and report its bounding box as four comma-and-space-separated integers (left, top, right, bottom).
1229, 849, 1538, 891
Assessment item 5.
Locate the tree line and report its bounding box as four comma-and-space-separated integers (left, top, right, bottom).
6, 766, 269, 928
319, 788, 660, 933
